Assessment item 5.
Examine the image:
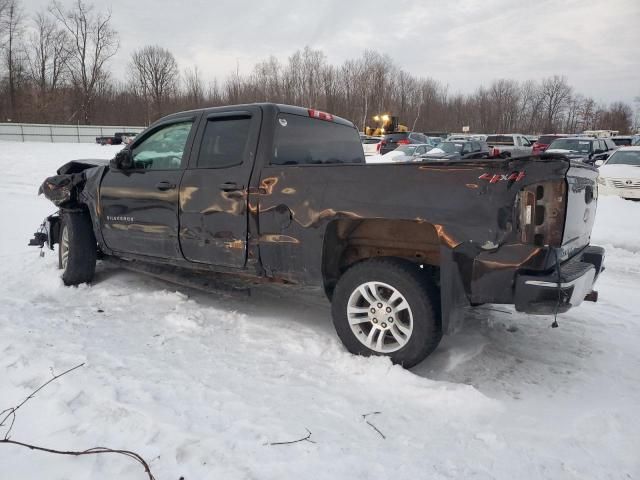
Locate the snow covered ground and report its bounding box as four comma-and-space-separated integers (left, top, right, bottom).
1, 141, 639, 480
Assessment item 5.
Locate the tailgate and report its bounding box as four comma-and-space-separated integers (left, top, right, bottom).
562, 161, 598, 259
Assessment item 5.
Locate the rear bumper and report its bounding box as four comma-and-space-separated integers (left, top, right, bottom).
514, 245, 604, 315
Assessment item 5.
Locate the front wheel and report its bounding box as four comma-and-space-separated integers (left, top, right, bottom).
331, 258, 442, 368
58, 211, 97, 285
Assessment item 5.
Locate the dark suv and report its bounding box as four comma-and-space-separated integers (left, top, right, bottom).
379, 132, 430, 155
546, 137, 618, 165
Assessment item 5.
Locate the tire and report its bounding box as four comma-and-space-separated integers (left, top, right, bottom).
331, 258, 442, 368
58, 211, 97, 286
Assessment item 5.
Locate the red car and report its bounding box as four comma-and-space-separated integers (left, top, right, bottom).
532, 134, 568, 154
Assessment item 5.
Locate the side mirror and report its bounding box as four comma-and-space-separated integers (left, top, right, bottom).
110, 149, 133, 170
595, 159, 605, 167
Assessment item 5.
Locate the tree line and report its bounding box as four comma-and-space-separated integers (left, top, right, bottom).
0, 0, 636, 134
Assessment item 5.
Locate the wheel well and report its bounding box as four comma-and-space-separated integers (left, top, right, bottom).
322, 219, 441, 298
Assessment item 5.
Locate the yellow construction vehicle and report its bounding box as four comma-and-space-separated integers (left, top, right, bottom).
364, 114, 408, 136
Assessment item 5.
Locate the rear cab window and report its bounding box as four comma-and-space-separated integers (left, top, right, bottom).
383, 133, 410, 142
486, 135, 514, 145
272, 113, 364, 165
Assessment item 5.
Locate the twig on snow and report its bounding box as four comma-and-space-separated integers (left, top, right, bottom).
0, 363, 156, 480
0, 362, 85, 440
268, 428, 316, 446
362, 411, 386, 439
0, 440, 155, 480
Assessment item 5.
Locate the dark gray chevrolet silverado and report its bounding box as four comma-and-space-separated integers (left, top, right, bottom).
30, 103, 605, 367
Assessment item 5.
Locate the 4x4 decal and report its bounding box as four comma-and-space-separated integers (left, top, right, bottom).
478, 172, 526, 183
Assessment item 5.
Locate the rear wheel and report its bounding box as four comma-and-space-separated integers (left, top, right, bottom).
331, 258, 442, 368
58, 211, 97, 285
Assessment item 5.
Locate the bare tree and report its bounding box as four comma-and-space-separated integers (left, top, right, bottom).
183, 65, 204, 108
129, 45, 179, 121
0, 0, 24, 119
540, 75, 572, 132
25, 11, 69, 118
50, 0, 118, 124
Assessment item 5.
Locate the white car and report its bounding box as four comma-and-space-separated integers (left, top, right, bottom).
360, 135, 382, 156
597, 146, 640, 199
367, 144, 433, 164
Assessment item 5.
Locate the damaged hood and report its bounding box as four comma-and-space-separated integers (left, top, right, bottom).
40, 159, 109, 207
57, 158, 111, 175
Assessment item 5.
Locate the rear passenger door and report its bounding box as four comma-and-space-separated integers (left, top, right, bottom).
179, 107, 262, 268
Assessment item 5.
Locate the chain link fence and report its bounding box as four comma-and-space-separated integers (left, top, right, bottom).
0, 123, 145, 143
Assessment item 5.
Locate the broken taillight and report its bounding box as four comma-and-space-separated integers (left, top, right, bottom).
518, 180, 566, 247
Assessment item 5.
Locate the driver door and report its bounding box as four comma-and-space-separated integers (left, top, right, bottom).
100, 116, 199, 259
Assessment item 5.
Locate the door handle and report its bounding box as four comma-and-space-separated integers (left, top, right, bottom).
155, 181, 176, 191
219, 182, 244, 192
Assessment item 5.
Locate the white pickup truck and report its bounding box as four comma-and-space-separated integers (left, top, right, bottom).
486, 134, 533, 158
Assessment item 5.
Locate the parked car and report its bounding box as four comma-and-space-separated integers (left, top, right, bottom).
596, 146, 640, 199
485, 134, 533, 158
611, 136, 634, 147
96, 131, 141, 146
446, 134, 487, 142
532, 134, 568, 154
121, 133, 138, 145
31, 103, 604, 368
421, 141, 491, 160
378, 132, 431, 155
546, 137, 617, 165
360, 135, 382, 156
368, 143, 434, 163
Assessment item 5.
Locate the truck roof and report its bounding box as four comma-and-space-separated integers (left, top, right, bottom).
161, 103, 356, 129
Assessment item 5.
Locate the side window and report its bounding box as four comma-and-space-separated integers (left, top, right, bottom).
522, 137, 531, 146
416, 146, 426, 155
472, 141, 481, 152
516, 136, 523, 146
132, 121, 193, 170
197, 116, 252, 168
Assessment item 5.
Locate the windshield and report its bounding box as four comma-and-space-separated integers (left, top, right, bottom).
548, 138, 593, 153
395, 145, 417, 155
383, 133, 409, 142
429, 142, 463, 154
486, 135, 514, 145
538, 135, 564, 145
612, 138, 632, 146
606, 150, 640, 166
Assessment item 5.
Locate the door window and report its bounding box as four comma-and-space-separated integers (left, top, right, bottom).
132, 121, 193, 170
197, 117, 252, 168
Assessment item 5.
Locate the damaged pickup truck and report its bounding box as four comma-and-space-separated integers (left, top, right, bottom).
31, 103, 605, 367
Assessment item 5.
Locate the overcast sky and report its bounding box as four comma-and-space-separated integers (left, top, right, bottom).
30, 0, 640, 104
